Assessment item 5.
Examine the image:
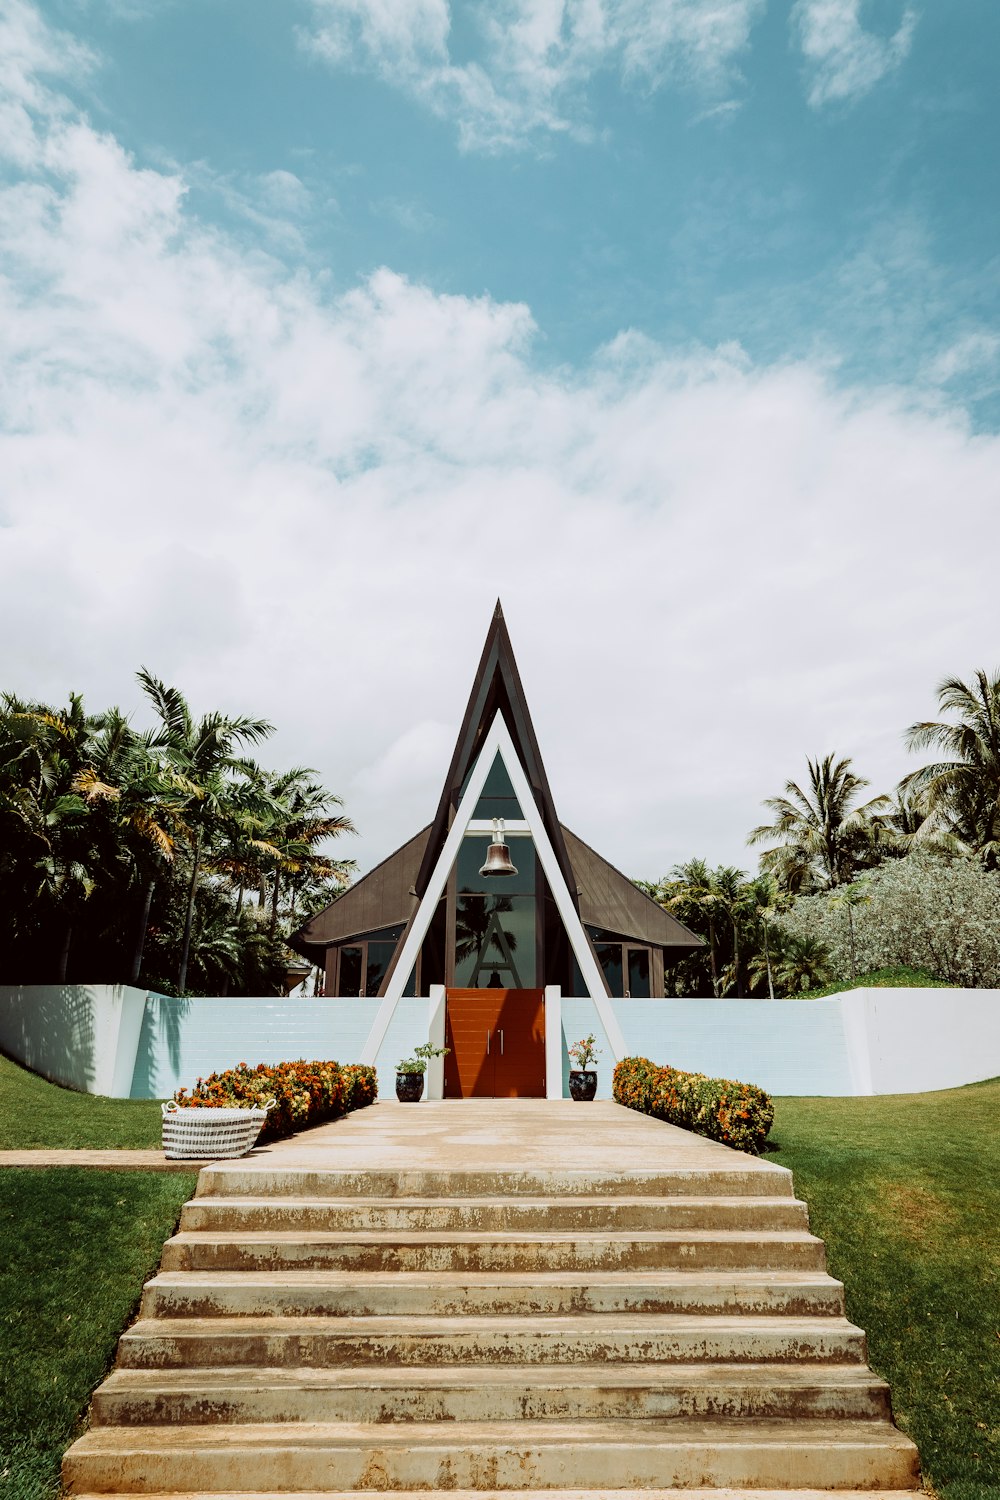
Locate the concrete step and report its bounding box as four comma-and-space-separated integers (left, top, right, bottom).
116, 1314, 868, 1369
63, 1491, 929, 1500
91, 1362, 891, 1427
179, 1197, 809, 1235
140, 1270, 845, 1320
63, 1418, 921, 1492
194, 1166, 796, 1201
161, 1229, 827, 1275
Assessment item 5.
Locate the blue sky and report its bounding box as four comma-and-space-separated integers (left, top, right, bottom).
2, 1, 999, 877
64, 0, 1000, 417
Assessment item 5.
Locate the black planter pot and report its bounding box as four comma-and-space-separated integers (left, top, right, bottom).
568, 1069, 597, 1101
395, 1071, 424, 1103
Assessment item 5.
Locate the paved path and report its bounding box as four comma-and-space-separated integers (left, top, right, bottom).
0, 1149, 202, 1171
194, 1097, 792, 1182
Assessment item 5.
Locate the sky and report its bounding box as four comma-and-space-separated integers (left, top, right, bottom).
1, 0, 998, 883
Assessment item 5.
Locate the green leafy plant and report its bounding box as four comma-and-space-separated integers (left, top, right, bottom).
568, 1033, 599, 1070
613, 1055, 773, 1155
396, 1041, 449, 1076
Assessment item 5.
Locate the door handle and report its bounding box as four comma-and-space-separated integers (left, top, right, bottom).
486, 1029, 490, 1055
499, 1029, 504, 1055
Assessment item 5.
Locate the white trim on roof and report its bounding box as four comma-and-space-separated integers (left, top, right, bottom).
358, 710, 626, 1066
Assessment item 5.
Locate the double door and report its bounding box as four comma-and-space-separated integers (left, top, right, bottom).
443, 988, 545, 1098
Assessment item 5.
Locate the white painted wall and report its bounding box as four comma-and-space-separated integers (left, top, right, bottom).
2, 984, 997, 1100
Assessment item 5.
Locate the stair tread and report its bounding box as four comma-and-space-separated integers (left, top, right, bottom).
189, 1196, 802, 1208
147, 1269, 839, 1288
124, 1313, 862, 1335
100, 1362, 887, 1390
69, 1491, 924, 1499
69, 1417, 916, 1450
167, 1229, 822, 1244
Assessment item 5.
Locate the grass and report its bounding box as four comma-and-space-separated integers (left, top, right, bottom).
0, 1168, 196, 1500
770, 1078, 1000, 1500
0, 1053, 163, 1149
798, 964, 951, 999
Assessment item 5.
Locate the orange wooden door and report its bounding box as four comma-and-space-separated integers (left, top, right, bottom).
444, 989, 545, 1098
444, 989, 500, 1098
493, 988, 545, 1097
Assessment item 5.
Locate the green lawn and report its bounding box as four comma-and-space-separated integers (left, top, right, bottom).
0, 1168, 196, 1500
0, 1053, 163, 1149
771, 1079, 1000, 1500
799, 964, 951, 998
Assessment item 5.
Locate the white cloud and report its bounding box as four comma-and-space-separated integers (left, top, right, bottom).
924, 331, 1000, 387
301, 0, 765, 151
793, 0, 917, 108
1, 6, 997, 883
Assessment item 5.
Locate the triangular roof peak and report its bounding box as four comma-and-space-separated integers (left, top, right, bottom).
413, 601, 577, 904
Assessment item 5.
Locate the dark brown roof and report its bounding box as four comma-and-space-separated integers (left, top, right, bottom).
562, 826, 700, 949
414, 600, 577, 904
292, 821, 700, 955
292, 827, 430, 954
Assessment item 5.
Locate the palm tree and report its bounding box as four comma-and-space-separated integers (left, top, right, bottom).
737, 873, 785, 999
137, 670, 274, 994
254, 767, 355, 937
771, 932, 834, 996
748, 754, 889, 893
904, 670, 1000, 866
662, 859, 721, 995
0, 692, 105, 978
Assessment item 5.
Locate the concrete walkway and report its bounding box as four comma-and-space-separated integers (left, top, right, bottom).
64, 1099, 922, 1498
0, 1149, 203, 1171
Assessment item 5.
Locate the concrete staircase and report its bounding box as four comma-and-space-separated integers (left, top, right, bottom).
65, 1147, 921, 1497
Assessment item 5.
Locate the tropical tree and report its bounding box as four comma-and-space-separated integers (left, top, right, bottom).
254, 767, 355, 936
0, 693, 104, 979
136, 670, 275, 994
769, 932, 834, 995
904, 670, 1000, 866
748, 753, 889, 893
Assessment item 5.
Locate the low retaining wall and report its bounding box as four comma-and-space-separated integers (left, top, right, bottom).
2, 984, 997, 1100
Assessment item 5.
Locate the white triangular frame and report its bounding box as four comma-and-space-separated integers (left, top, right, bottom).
359, 710, 626, 1065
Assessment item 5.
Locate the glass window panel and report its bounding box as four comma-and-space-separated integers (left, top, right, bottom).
594, 943, 624, 997
402, 964, 417, 998
453, 894, 536, 987
339, 947, 363, 996
627, 948, 651, 999
472, 753, 524, 820
365, 941, 396, 997
457, 832, 535, 896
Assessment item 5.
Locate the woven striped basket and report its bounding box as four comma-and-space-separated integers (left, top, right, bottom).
161, 1098, 276, 1160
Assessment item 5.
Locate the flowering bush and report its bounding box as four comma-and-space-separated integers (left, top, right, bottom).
173, 1059, 377, 1143
613, 1056, 773, 1156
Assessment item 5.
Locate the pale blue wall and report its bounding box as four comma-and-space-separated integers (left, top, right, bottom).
561, 996, 854, 1096
615, 997, 854, 1096
129, 993, 427, 1100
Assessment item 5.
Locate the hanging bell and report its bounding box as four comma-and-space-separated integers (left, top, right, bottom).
479, 818, 518, 877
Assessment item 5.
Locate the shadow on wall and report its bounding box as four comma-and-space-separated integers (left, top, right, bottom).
0, 984, 99, 1091
131, 993, 190, 1099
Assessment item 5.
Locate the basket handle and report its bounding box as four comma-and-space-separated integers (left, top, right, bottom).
262, 1097, 277, 1112
161, 1099, 179, 1116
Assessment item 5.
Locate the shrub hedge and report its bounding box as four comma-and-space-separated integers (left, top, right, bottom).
173, 1059, 377, 1143
612, 1055, 774, 1155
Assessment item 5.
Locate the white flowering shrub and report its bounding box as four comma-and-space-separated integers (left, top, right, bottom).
777, 855, 1000, 988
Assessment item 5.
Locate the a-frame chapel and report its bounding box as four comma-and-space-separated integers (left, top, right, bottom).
291, 603, 700, 1097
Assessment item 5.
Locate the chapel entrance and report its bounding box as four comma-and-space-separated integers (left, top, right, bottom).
443, 988, 545, 1098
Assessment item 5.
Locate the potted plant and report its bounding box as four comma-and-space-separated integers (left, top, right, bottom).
567, 1034, 600, 1101
395, 1042, 449, 1102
